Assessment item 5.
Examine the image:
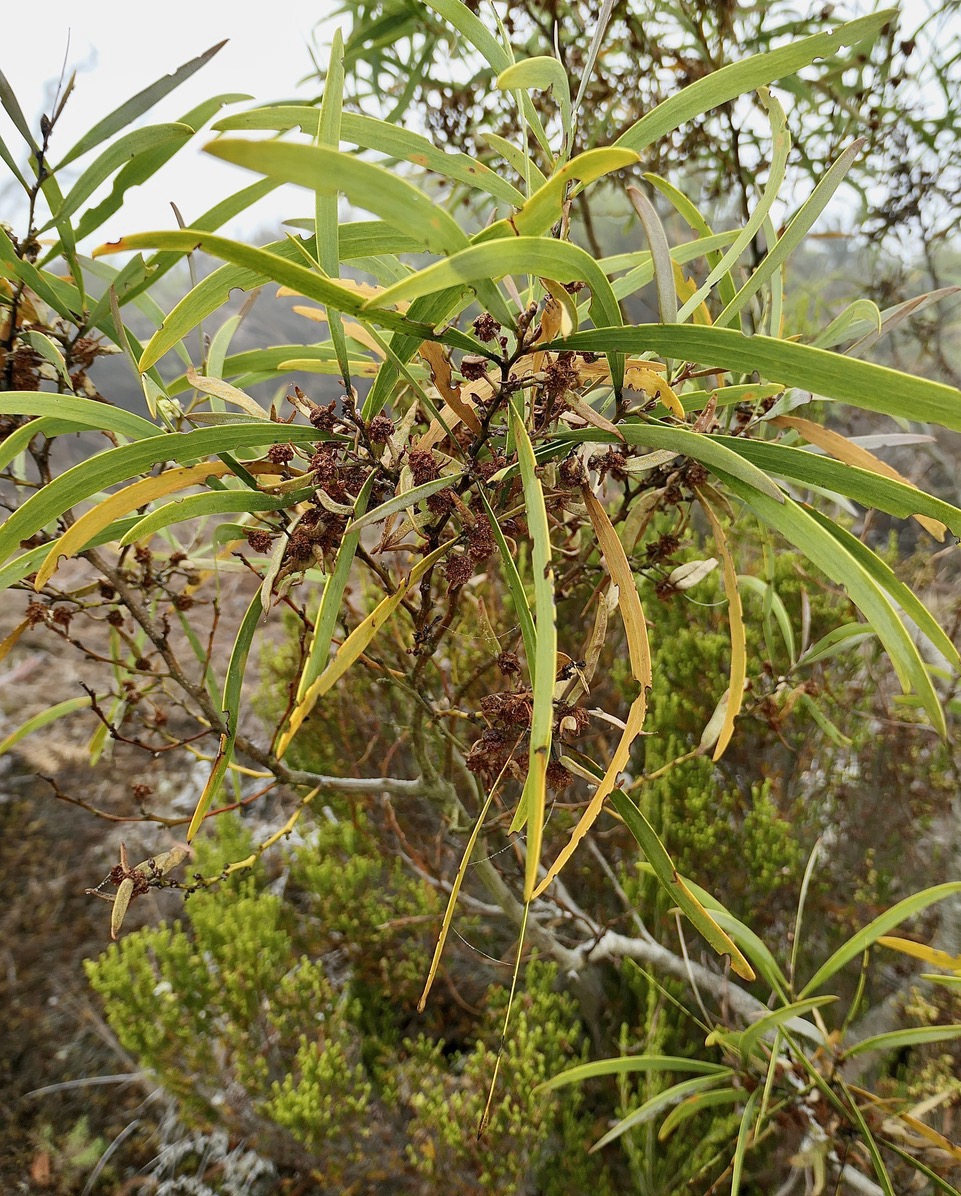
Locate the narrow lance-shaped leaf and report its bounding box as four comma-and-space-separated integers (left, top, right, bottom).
71, 94, 251, 247
613, 11, 894, 153
843, 1025, 961, 1061
477, 488, 537, 675
0, 393, 159, 441
476, 147, 640, 244
292, 471, 377, 706
119, 490, 293, 547
0, 66, 39, 152
801, 882, 961, 997
643, 172, 738, 309
716, 139, 865, 329
41, 126, 195, 230
0, 695, 94, 757
214, 107, 526, 207
186, 368, 269, 419
737, 996, 838, 1062
535, 1054, 730, 1094
0, 424, 321, 570
94, 231, 481, 369
676, 87, 790, 325
347, 473, 464, 534
627, 186, 677, 324
314, 28, 352, 389
717, 435, 961, 539
33, 462, 235, 589
551, 325, 961, 433
591, 1072, 736, 1153
658, 1088, 742, 1142
496, 57, 572, 146
187, 593, 265, 841
506, 402, 556, 903
725, 478, 947, 734
804, 506, 959, 670
207, 139, 470, 257
418, 751, 518, 1014
770, 413, 947, 539
56, 41, 228, 168
877, 935, 961, 973
696, 489, 746, 759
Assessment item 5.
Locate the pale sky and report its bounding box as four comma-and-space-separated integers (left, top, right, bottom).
3, 1, 340, 248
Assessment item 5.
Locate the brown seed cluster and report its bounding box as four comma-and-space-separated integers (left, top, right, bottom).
246, 529, 274, 554
368, 413, 395, 442
472, 313, 501, 343
543, 351, 579, 400
407, 450, 441, 485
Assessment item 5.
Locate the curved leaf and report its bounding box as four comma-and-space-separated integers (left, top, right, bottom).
507, 403, 556, 903
187, 593, 264, 840
608, 789, 755, 980
0, 695, 94, 755
214, 107, 526, 207
844, 1025, 961, 1061
34, 462, 236, 588
119, 490, 292, 546
591, 1073, 735, 1152
614, 11, 894, 153
722, 479, 948, 733
801, 882, 961, 997
536, 1055, 730, 1094
0, 393, 159, 441
0, 425, 320, 570
43, 125, 194, 229
206, 139, 470, 256
718, 435, 961, 537
94, 231, 478, 369
56, 41, 228, 168
552, 325, 961, 432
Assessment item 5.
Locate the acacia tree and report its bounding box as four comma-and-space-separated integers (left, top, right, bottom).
3, 4, 961, 1191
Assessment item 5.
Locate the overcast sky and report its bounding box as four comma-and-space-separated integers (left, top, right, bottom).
3, 0, 339, 248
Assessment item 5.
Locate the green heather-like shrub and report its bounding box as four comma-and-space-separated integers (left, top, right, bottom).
86, 818, 609, 1192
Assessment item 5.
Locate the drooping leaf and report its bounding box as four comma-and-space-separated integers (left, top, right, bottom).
207, 139, 470, 257
214, 106, 526, 207
536, 1054, 730, 1093
696, 490, 746, 759
609, 789, 755, 980
33, 461, 235, 589
0, 393, 158, 441
279, 540, 452, 751
187, 593, 264, 840
119, 490, 292, 547
506, 402, 556, 903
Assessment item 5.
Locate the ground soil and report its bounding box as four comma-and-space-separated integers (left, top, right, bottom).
0, 573, 298, 1193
